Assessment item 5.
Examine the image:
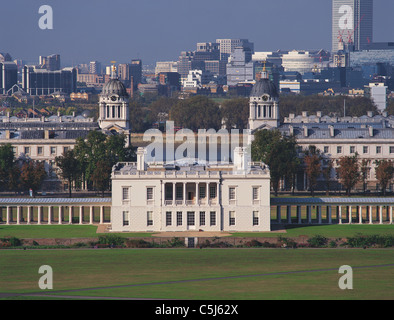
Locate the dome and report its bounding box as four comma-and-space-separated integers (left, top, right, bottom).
250, 78, 279, 99
101, 79, 128, 97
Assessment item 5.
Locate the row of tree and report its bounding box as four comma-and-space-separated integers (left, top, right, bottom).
251, 129, 394, 196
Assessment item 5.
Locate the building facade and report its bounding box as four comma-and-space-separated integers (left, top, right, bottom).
111, 147, 271, 232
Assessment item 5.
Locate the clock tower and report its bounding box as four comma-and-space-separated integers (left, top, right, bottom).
98, 64, 130, 131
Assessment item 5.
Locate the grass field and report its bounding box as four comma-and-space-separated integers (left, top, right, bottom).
0, 249, 393, 300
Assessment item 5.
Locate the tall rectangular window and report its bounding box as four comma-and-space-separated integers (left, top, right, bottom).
210, 211, 216, 226
37, 146, 43, 155
376, 146, 382, 154
122, 187, 130, 201
229, 187, 236, 201
337, 146, 342, 154
209, 185, 216, 199
363, 146, 369, 154
147, 211, 153, 226
253, 211, 259, 226
122, 211, 129, 226
199, 186, 206, 199
177, 212, 182, 226
166, 212, 172, 226
253, 187, 259, 200
147, 187, 153, 201
50, 146, 56, 155
229, 211, 235, 226
176, 186, 183, 200
350, 146, 355, 154
199, 211, 205, 226
187, 212, 195, 226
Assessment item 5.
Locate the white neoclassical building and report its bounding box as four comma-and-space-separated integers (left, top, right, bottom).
111, 147, 271, 233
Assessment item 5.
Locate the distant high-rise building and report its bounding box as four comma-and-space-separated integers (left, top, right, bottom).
226, 47, 255, 86
22, 66, 77, 96
332, 0, 373, 53
130, 59, 142, 90
89, 61, 102, 74
155, 61, 178, 76
39, 54, 61, 71
216, 39, 254, 62
0, 62, 17, 95
0, 53, 12, 63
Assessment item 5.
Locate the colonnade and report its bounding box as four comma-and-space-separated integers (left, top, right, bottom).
273, 203, 393, 225
1, 205, 110, 225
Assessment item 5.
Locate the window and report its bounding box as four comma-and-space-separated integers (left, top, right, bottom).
363, 146, 369, 154
147, 187, 153, 201
122, 211, 129, 226
199, 212, 205, 226
63, 147, 69, 154
210, 211, 216, 226
24, 147, 30, 154
376, 146, 382, 154
176, 186, 183, 200
176, 212, 182, 226
209, 185, 216, 199
253, 211, 259, 226
37, 146, 43, 155
50, 147, 56, 155
122, 187, 129, 201
390, 147, 394, 154
187, 212, 195, 226
229, 211, 235, 226
147, 211, 153, 226
350, 146, 355, 154
337, 146, 342, 154
253, 187, 259, 201
199, 186, 206, 199
166, 212, 172, 226
229, 187, 236, 201
324, 146, 329, 153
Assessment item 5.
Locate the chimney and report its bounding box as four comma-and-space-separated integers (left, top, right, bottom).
233, 147, 251, 173
368, 126, 374, 137
289, 113, 295, 119
302, 111, 308, 117
45, 130, 50, 140
328, 125, 335, 137
303, 125, 308, 137
137, 147, 147, 172
316, 111, 322, 117
5, 130, 11, 139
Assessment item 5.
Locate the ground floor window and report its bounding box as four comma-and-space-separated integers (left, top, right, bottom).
253, 211, 259, 226
199, 211, 205, 226
210, 211, 216, 226
166, 212, 172, 226
187, 212, 195, 226
177, 211, 182, 226
229, 211, 235, 226
123, 211, 129, 226
147, 211, 153, 226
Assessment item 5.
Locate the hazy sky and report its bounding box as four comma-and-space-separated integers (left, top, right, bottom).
1, 0, 394, 66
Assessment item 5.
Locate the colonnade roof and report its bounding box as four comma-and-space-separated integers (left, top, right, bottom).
272, 197, 394, 205
0, 198, 111, 205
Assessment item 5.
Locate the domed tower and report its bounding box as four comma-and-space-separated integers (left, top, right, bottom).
98, 65, 130, 131
248, 65, 280, 131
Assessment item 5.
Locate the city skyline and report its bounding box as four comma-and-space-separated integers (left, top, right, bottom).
1, 0, 394, 66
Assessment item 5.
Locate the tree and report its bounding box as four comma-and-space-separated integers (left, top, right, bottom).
303, 146, 322, 196
55, 150, 81, 198
252, 129, 298, 196
375, 160, 394, 196
19, 161, 47, 196
360, 159, 371, 193
0, 144, 16, 191
91, 160, 112, 197
336, 154, 360, 196
322, 159, 334, 196
169, 96, 222, 131
220, 98, 249, 130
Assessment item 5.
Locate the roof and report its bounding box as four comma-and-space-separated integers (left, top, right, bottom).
250, 78, 279, 98
0, 198, 111, 205
272, 197, 394, 205
101, 79, 128, 97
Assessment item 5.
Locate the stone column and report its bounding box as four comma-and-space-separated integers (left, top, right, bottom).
277, 206, 281, 223
27, 206, 31, 225
183, 182, 187, 205
359, 206, 363, 224
48, 206, 52, 225
287, 206, 292, 224
173, 182, 176, 204
379, 206, 383, 224
100, 206, 104, 224
317, 206, 322, 224
307, 206, 312, 224
90, 206, 93, 225
195, 182, 199, 205
79, 206, 83, 225
6, 206, 10, 225
37, 206, 42, 225
69, 206, 72, 224
297, 206, 302, 224
328, 206, 332, 224
390, 206, 393, 225
16, 206, 21, 225
369, 206, 373, 224
348, 206, 352, 224
58, 206, 63, 225
338, 206, 342, 224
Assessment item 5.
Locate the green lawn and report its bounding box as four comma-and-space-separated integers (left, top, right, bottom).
0, 249, 393, 300
0, 225, 155, 239
231, 225, 394, 238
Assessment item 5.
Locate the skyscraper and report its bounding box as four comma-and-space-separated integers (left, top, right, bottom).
332, 0, 373, 53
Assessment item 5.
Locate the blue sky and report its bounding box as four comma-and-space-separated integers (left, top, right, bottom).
1, 0, 393, 66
